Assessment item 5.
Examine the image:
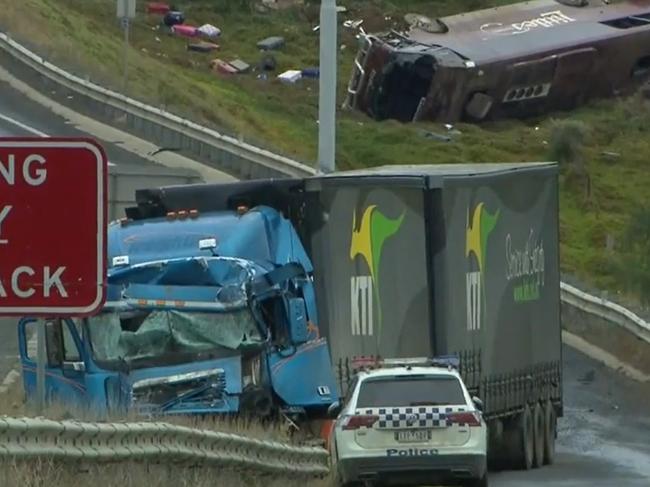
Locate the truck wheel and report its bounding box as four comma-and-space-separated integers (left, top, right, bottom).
512, 405, 534, 470
533, 402, 545, 468
543, 400, 556, 465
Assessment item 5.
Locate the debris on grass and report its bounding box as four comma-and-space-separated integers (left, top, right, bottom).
278, 69, 302, 83
187, 41, 220, 53
257, 36, 285, 51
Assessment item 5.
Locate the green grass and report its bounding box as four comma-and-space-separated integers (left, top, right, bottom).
3, 0, 650, 294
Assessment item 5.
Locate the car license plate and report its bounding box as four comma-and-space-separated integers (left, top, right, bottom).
395, 429, 431, 443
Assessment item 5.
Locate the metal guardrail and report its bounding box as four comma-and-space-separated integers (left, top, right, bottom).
0, 416, 330, 475
560, 282, 650, 344
0, 29, 647, 348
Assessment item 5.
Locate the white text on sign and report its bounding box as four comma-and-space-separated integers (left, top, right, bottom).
0, 266, 68, 299
0, 153, 68, 299
0, 154, 48, 246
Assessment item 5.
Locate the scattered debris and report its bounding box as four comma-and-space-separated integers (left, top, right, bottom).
163, 10, 185, 28
301, 67, 319, 79
210, 59, 238, 75
198, 24, 221, 38
229, 59, 251, 73
172, 24, 198, 37
260, 54, 278, 71
146, 2, 170, 15
278, 70, 302, 84
257, 36, 285, 51
187, 41, 220, 53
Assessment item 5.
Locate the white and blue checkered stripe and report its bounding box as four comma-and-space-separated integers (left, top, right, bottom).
355, 406, 468, 429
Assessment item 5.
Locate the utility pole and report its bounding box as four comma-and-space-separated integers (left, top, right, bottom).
117, 0, 136, 93
317, 0, 337, 174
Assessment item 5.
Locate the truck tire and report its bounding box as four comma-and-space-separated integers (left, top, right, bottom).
543, 400, 556, 465
533, 402, 545, 468
508, 404, 534, 470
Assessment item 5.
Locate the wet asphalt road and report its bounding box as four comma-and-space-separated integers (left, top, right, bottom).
490, 345, 650, 486
0, 66, 649, 487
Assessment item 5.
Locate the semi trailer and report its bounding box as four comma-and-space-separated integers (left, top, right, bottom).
304, 163, 562, 470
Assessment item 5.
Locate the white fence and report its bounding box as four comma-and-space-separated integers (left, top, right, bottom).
0, 416, 329, 475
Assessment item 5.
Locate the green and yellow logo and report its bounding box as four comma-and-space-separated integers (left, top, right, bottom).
466, 202, 500, 331
349, 205, 405, 338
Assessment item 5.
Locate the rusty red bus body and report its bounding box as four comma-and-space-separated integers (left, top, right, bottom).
344, 0, 650, 123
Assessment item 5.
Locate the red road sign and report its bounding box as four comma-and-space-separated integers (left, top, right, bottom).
0, 138, 107, 316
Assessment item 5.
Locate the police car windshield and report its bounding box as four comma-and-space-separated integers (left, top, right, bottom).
356, 375, 466, 408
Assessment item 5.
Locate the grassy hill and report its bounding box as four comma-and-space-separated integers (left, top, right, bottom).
3, 0, 650, 299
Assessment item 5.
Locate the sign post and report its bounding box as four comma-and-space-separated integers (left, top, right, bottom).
117, 0, 137, 92
0, 138, 108, 412
36, 319, 47, 411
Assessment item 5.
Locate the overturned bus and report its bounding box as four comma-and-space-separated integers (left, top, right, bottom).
344, 0, 650, 123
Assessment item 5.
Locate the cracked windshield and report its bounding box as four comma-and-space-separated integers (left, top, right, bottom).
1, 0, 650, 486
87, 308, 263, 367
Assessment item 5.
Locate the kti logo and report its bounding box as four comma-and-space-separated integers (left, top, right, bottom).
349, 205, 405, 338
466, 202, 500, 332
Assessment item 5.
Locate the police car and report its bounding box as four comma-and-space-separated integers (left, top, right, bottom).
328, 356, 488, 487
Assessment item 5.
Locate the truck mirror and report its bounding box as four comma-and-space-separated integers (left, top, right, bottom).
44, 320, 64, 368
287, 297, 309, 344
472, 396, 484, 412
327, 400, 342, 418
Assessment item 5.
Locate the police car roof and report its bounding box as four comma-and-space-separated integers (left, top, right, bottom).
358, 365, 461, 379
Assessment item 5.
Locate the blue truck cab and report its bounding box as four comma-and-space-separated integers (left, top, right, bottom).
18, 204, 339, 419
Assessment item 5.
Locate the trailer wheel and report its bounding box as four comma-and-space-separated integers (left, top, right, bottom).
543, 400, 556, 465
512, 404, 534, 470
533, 402, 545, 468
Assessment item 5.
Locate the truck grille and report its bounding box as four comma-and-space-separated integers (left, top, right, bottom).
131, 368, 226, 411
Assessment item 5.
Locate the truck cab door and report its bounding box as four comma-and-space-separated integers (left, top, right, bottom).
18, 318, 88, 410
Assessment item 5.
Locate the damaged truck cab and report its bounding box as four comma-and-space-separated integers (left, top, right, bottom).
18, 202, 339, 419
